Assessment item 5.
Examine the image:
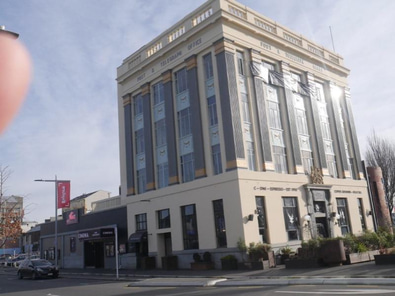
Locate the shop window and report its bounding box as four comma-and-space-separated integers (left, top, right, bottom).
337, 198, 351, 235
70, 237, 76, 253
105, 243, 115, 257
282, 197, 300, 240
255, 196, 268, 243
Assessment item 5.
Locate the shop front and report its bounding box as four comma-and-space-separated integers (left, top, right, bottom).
39, 206, 127, 269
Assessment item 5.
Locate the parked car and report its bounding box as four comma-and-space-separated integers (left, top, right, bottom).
5, 254, 39, 267
17, 259, 59, 279
5, 254, 26, 267
14, 255, 40, 267
0, 254, 12, 266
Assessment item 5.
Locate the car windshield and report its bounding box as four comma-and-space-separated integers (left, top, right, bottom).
32, 260, 51, 267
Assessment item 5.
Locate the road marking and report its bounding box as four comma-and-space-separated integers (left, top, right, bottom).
276, 289, 395, 294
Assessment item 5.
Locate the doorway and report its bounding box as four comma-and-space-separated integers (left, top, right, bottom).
84, 241, 104, 268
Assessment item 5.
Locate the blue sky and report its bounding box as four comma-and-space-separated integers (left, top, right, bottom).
1, 0, 394, 223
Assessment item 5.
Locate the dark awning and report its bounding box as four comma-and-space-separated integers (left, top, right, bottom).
128, 231, 147, 243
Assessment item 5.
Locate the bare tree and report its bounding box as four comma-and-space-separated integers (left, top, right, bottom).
365, 132, 395, 221
0, 165, 23, 249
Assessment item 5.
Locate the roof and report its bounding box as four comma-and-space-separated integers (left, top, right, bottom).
27, 225, 40, 233
71, 191, 98, 201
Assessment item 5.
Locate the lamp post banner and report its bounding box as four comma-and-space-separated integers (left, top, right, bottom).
57, 181, 70, 208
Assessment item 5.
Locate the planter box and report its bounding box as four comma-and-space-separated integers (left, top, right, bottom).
238, 260, 269, 270
141, 256, 156, 269
345, 252, 370, 265
368, 250, 380, 261
320, 240, 346, 266
374, 254, 395, 265
285, 258, 322, 269
161, 256, 178, 270
190, 262, 214, 270
221, 258, 238, 270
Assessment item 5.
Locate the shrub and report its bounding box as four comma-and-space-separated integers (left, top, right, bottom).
236, 238, 247, 253
280, 246, 292, 255
248, 242, 271, 261
193, 253, 201, 262
221, 254, 237, 261
356, 242, 368, 253
203, 251, 212, 262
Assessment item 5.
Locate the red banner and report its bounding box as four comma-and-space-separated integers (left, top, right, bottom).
57, 181, 70, 209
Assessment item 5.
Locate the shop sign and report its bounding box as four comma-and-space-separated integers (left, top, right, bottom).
78, 228, 115, 240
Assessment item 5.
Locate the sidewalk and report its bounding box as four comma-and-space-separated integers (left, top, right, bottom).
56, 261, 395, 286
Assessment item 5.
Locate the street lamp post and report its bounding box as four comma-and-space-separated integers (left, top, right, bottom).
35, 176, 70, 267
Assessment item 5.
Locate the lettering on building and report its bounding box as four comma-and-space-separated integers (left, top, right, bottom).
187, 38, 202, 51
253, 186, 297, 192
160, 51, 182, 67
137, 72, 146, 82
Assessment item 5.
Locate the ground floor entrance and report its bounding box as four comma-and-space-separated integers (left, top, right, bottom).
84, 241, 104, 268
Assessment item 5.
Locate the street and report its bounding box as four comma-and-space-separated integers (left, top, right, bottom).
2, 274, 395, 296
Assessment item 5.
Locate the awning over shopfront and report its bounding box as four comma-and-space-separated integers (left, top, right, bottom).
128, 231, 147, 243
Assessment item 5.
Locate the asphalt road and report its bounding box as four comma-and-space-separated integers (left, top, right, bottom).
2, 274, 395, 296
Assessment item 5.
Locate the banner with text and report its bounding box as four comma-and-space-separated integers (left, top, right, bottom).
57, 181, 70, 209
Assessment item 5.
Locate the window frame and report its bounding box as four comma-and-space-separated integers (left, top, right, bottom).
181, 204, 199, 250
157, 208, 171, 229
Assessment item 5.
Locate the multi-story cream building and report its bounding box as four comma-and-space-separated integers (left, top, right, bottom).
117, 0, 373, 269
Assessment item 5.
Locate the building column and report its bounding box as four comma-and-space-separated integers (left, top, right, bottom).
280, 62, 303, 174
123, 94, 135, 196
249, 49, 273, 171
186, 55, 206, 179
141, 83, 155, 191
214, 38, 244, 171
162, 70, 179, 185
305, 72, 327, 171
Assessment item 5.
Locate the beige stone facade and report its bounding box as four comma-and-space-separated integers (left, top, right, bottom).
117, 0, 373, 268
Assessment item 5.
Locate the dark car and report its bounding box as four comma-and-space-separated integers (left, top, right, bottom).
17, 259, 59, 279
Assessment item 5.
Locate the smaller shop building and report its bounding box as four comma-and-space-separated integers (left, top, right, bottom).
40, 206, 127, 269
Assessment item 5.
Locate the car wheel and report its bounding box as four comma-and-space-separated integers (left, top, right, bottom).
52, 273, 58, 279
32, 272, 38, 280
17, 271, 23, 279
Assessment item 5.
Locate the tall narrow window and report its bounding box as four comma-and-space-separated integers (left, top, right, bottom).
181, 204, 199, 249
204, 53, 222, 175
134, 93, 146, 194
136, 168, 146, 194
336, 198, 351, 235
316, 83, 337, 178
338, 106, 355, 179
176, 68, 195, 183
237, 51, 255, 171
178, 108, 192, 138
357, 198, 367, 231
293, 90, 313, 174
158, 209, 170, 229
153, 81, 168, 189
255, 196, 268, 243
207, 96, 218, 126
267, 86, 287, 173
211, 144, 222, 175
213, 199, 227, 247
135, 213, 147, 231
282, 197, 300, 240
